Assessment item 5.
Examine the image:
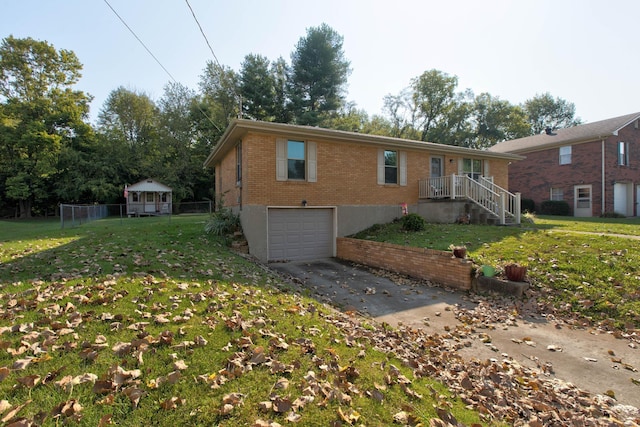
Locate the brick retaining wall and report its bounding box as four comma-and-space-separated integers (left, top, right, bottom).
336, 238, 472, 291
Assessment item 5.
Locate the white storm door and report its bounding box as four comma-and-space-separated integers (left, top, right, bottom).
574, 185, 592, 217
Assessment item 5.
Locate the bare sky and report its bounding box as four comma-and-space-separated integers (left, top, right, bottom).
2, 0, 638, 124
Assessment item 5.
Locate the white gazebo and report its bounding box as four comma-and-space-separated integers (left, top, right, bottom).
124, 179, 172, 216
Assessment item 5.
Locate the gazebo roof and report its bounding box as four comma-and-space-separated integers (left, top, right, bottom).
127, 178, 172, 192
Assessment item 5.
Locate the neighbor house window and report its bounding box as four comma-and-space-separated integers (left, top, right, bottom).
462, 158, 482, 180
550, 188, 563, 201
236, 141, 242, 185
618, 142, 629, 166
132, 193, 139, 202
146, 192, 154, 203
287, 140, 306, 180
384, 150, 398, 184
559, 146, 572, 165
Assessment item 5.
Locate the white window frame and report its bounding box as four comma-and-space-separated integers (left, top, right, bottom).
618, 141, 629, 166
377, 149, 407, 186
559, 146, 572, 165
550, 187, 563, 201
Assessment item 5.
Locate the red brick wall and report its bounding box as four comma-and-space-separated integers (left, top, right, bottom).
507, 122, 640, 216
336, 237, 472, 290
508, 141, 603, 215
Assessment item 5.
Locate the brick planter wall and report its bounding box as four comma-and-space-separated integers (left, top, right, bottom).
336, 238, 472, 291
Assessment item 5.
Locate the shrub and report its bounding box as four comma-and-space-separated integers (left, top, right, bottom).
540, 200, 571, 216
401, 213, 426, 231
521, 198, 535, 213
205, 206, 240, 237
600, 212, 626, 218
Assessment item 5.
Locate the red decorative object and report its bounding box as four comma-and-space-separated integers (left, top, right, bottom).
505, 264, 527, 282
452, 247, 467, 259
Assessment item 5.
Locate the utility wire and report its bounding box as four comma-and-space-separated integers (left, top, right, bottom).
103, 0, 177, 83
102, 0, 220, 132
184, 0, 223, 71
184, 0, 243, 118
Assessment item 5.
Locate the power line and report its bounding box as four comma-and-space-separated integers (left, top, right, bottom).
103, 0, 177, 83
184, 0, 223, 71
102, 0, 221, 132
184, 0, 243, 118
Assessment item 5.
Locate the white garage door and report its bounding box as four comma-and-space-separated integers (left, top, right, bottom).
268, 208, 333, 261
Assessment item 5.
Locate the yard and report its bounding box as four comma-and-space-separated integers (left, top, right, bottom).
0, 214, 638, 425
0, 216, 489, 426
351, 214, 640, 330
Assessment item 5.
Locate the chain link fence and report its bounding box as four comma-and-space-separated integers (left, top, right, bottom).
60, 201, 213, 228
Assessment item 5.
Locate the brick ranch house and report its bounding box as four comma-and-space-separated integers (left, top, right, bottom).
204, 119, 522, 262
489, 112, 640, 217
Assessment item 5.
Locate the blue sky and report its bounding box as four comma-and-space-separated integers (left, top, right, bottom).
2, 0, 639, 124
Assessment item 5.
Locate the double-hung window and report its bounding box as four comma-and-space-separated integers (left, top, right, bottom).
462, 158, 482, 180
287, 140, 306, 180
559, 146, 571, 165
550, 188, 563, 201
377, 149, 407, 186
618, 142, 629, 166
276, 138, 317, 182
384, 150, 398, 184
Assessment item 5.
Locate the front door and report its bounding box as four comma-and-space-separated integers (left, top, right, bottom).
145, 192, 155, 213
430, 156, 444, 178
574, 185, 592, 217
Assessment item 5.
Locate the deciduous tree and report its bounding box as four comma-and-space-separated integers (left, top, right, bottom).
0, 36, 92, 217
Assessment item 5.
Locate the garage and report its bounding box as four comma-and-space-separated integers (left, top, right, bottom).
268, 208, 334, 261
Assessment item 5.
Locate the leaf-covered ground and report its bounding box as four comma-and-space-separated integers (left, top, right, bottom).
1, 216, 638, 426
0, 217, 488, 426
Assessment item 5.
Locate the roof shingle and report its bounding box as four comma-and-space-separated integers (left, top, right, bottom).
489, 112, 640, 154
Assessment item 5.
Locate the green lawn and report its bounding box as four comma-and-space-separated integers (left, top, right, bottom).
0, 216, 490, 426
351, 214, 640, 330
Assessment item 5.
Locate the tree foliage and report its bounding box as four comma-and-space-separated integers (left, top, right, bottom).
0, 29, 585, 218
523, 92, 581, 134
289, 23, 351, 126
0, 36, 92, 217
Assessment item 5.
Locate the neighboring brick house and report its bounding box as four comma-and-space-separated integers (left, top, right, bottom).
490, 112, 640, 217
204, 119, 521, 262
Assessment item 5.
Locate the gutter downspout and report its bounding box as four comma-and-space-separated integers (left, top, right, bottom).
601, 139, 606, 215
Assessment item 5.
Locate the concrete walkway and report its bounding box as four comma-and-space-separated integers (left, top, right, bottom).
269, 258, 640, 408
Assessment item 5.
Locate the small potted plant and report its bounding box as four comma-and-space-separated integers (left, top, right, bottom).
504, 263, 527, 282
449, 244, 467, 259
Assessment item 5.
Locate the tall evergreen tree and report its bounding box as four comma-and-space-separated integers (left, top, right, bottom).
289, 23, 351, 126
239, 54, 276, 121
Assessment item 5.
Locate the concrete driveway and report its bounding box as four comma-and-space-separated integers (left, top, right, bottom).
269, 258, 640, 409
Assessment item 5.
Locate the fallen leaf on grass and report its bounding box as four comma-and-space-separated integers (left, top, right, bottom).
0, 366, 10, 381
123, 387, 145, 408
51, 399, 82, 419
337, 407, 360, 425
1, 400, 32, 423
160, 396, 185, 410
